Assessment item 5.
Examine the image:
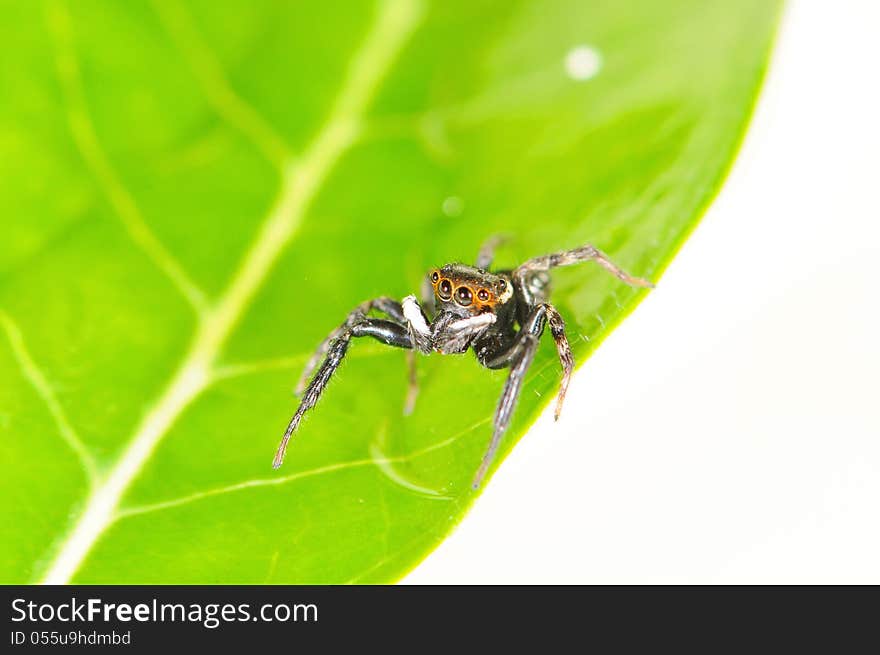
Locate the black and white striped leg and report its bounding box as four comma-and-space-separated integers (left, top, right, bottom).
514, 244, 653, 305
274, 318, 412, 469
543, 304, 573, 421
295, 297, 406, 395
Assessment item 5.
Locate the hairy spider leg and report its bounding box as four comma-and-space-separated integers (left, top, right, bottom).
472, 303, 556, 489
295, 297, 406, 395
433, 312, 497, 354
473, 333, 539, 489
514, 244, 653, 305
475, 234, 510, 270
274, 314, 412, 469
544, 304, 573, 421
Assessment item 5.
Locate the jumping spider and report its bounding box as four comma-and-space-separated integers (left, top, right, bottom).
273, 237, 653, 489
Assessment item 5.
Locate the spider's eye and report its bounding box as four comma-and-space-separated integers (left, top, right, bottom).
455, 286, 473, 306
477, 289, 490, 302
431, 271, 439, 283
438, 279, 452, 300
496, 279, 507, 293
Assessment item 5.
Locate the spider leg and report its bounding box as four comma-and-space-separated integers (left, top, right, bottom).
543, 304, 573, 421
295, 297, 405, 395
471, 304, 547, 487
475, 234, 510, 270
473, 331, 540, 489
471, 302, 572, 487
514, 244, 653, 305
402, 295, 434, 353
273, 318, 411, 469
402, 275, 437, 413
433, 312, 496, 354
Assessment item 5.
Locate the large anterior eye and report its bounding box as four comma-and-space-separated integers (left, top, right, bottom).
455, 286, 473, 306
438, 279, 452, 300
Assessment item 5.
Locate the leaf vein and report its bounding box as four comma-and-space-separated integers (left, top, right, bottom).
150, 0, 292, 167
37, 0, 425, 585
115, 417, 475, 521
0, 312, 99, 484
45, 0, 210, 314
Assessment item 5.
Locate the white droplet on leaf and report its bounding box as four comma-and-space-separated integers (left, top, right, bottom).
565, 45, 602, 81
442, 196, 463, 217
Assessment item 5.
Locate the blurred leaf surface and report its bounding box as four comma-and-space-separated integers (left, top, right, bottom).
0, 0, 780, 582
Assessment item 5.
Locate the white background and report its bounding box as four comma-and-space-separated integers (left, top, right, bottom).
404, 1, 880, 584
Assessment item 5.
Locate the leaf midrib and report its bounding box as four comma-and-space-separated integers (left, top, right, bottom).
38, 0, 425, 584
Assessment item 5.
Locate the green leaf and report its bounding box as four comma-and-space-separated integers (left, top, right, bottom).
0, 0, 781, 583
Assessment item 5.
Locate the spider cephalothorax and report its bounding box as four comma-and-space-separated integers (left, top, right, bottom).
273, 238, 653, 488
430, 264, 514, 315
